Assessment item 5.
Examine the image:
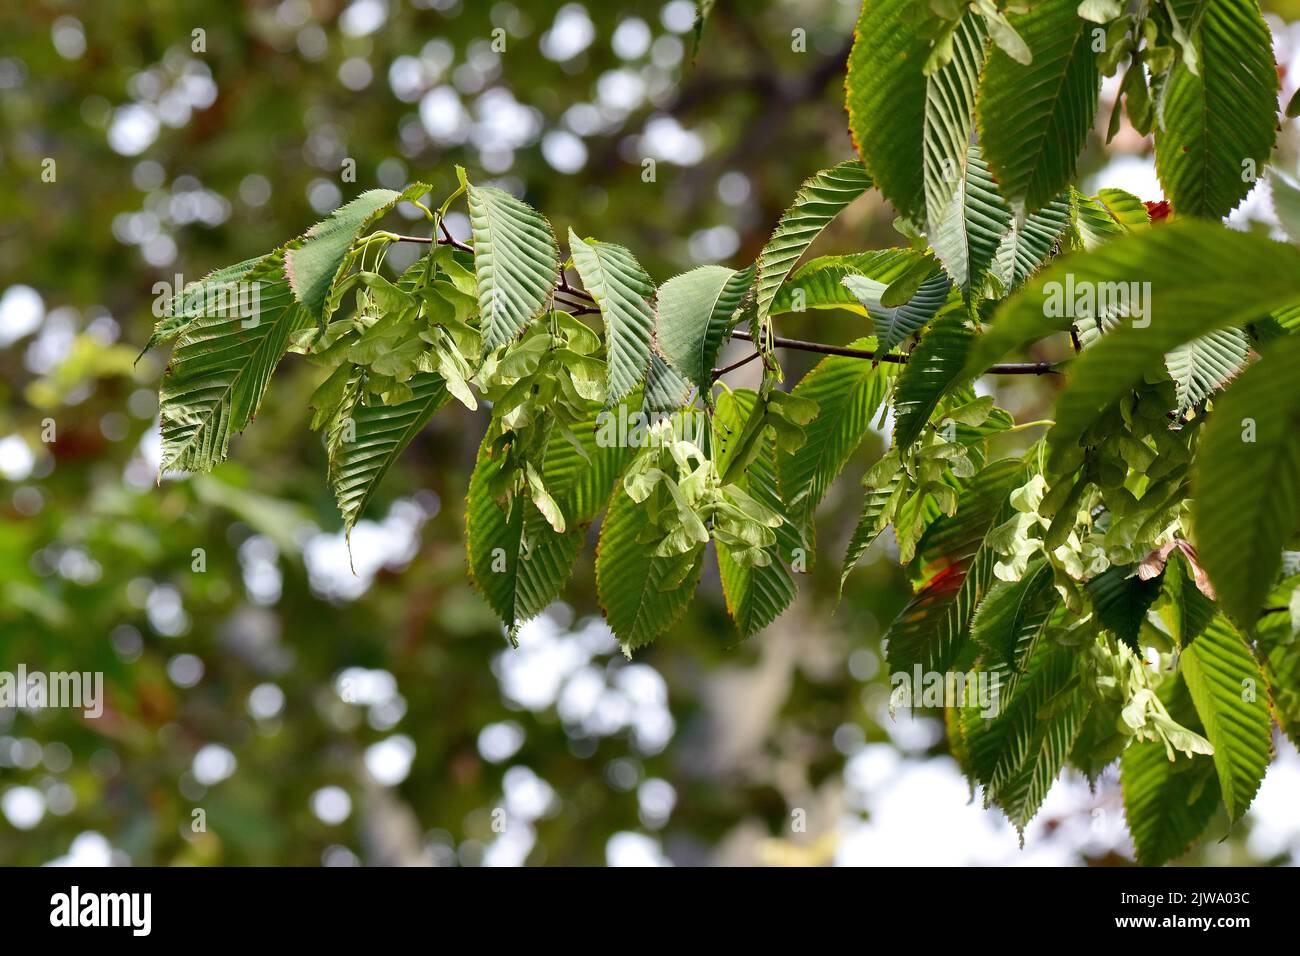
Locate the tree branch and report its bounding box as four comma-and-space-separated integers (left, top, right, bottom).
438, 218, 473, 254
712, 350, 763, 380
731, 331, 1060, 376
554, 295, 600, 316
380, 246, 1058, 376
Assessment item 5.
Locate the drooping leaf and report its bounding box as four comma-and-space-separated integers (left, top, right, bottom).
568, 228, 656, 404
1155, 0, 1278, 220
1121, 676, 1223, 866
1271, 170, 1300, 245
991, 193, 1072, 291
330, 372, 450, 535
596, 484, 704, 654
642, 352, 692, 413
971, 560, 1056, 691
159, 252, 312, 474
750, 160, 873, 334
1087, 565, 1162, 650
468, 471, 581, 644
715, 390, 797, 637
1165, 327, 1250, 413
884, 458, 1027, 677
656, 264, 753, 392
1180, 614, 1273, 822
1160, 549, 1217, 648
1194, 335, 1300, 625
464, 175, 560, 354
1069, 697, 1130, 783
839, 469, 903, 597
977, 0, 1099, 214
966, 636, 1091, 833
469, 406, 627, 639
777, 337, 895, 527
892, 308, 973, 451
139, 255, 266, 361
846, 1, 986, 226
932, 145, 1013, 294
1257, 609, 1300, 748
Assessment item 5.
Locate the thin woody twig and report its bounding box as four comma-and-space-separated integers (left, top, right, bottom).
389, 229, 474, 254
438, 219, 473, 254
391, 238, 1054, 375
731, 331, 1060, 376
712, 350, 764, 380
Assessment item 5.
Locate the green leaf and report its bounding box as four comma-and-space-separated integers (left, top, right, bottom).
767, 250, 924, 317
978, 0, 1031, 63
309, 362, 354, 431
1155, 0, 1278, 220
777, 337, 895, 526
1087, 565, 1162, 650
1093, 188, 1151, 226
884, 458, 1026, 677
1180, 614, 1273, 821
597, 485, 704, 654
656, 264, 753, 392
1165, 327, 1249, 413
468, 470, 581, 642
139, 255, 265, 361
556, 410, 634, 527
1160, 549, 1217, 648
285, 185, 428, 322
932, 145, 1013, 295
1258, 610, 1300, 748
1269, 302, 1300, 334
966, 638, 1091, 833
568, 229, 657, 404
839, 470, 903, 597
1121, 676, 1222, 866
642, 352, 691, 413
329, 372, 451, 536
1071, 187, 1150, 250
892, 308, 973, 451
751, 160, 873, 332
1271, 170, 1300, 245
843, 271, 953, 354
1069, 697, 1130, 783
159, 251, 312, 474
972, 560, 1056, 689
469, 407, 626, 638
991, 193, 1072, 291
846, 2, 986, 226
965, 222, 1300, 457
465, 177, 560, 354
1194, 335, 1300, 625
715, 390, 797, 637
977, 0, 1099, 214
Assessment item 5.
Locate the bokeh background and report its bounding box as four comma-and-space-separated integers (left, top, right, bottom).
2, 0, 1300, 867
